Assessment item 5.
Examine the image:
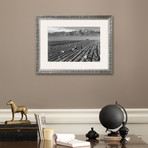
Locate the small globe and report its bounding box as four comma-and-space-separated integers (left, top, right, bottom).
99, 104, 124, 129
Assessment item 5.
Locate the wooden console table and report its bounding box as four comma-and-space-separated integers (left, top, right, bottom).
0, 135, 147, 148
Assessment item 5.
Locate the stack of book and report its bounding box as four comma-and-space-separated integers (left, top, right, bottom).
0, 124, 38, 141
100, 135, 130, 142
34, 113, 46, 141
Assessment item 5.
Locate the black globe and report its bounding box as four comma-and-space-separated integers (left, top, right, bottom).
99, 104, 124, 129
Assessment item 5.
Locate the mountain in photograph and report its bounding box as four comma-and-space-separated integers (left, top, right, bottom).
48, 29, 100, 36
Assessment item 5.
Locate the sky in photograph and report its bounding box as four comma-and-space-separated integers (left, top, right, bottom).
48, 27, 100, 33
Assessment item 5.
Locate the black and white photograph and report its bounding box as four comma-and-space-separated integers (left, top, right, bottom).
36, 16, 112, 74
48, 27, 100, 62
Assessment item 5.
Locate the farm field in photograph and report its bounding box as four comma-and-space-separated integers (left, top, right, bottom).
48, 39, 100, 62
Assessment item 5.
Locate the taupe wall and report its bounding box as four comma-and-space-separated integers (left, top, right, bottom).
0, 0, 148, 109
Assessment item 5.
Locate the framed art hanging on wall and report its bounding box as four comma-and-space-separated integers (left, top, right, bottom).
36, 16, 112, 74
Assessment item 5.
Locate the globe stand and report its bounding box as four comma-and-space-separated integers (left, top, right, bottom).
108, 131, 120, 137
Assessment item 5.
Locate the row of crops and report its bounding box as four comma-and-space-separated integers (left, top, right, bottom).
48, 40, 100, 62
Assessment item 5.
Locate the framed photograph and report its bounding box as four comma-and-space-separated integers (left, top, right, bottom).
36, 16, 112, 74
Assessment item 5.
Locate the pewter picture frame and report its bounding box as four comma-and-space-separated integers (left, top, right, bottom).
36, 16, 112, 74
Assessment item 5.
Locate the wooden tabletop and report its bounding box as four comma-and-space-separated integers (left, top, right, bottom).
0, 135, 147, 148
76, 135, 148, 148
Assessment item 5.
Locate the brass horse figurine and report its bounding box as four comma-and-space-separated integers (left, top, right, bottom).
7, 100, 28, 121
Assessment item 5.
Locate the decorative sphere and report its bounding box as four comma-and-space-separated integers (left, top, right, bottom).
99, 104, 124, 129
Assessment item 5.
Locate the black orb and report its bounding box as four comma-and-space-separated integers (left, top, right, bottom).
99, 104, 124, 129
